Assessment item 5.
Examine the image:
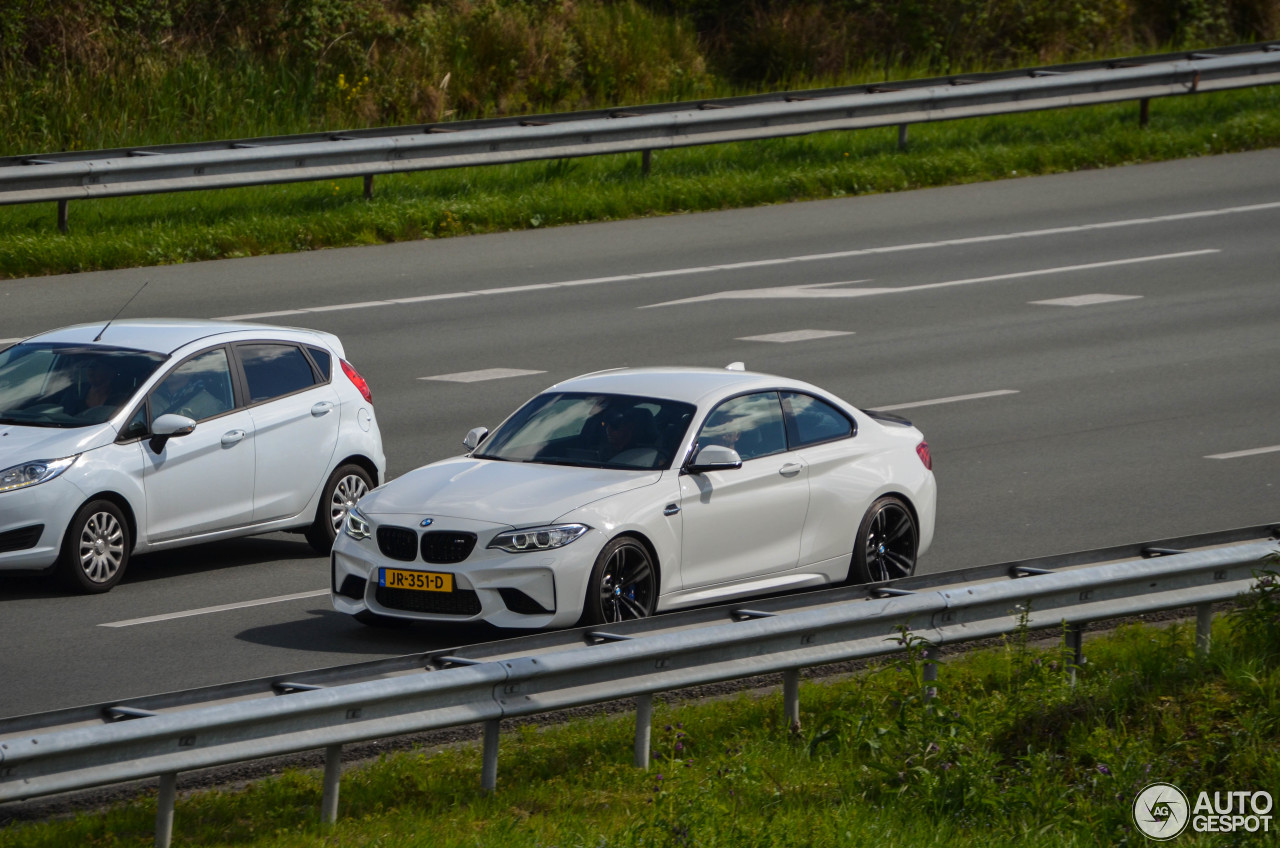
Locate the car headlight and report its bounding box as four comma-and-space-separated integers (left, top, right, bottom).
488, 524, 589, 553
0, 455, 79, 494
343, 505, 372, 541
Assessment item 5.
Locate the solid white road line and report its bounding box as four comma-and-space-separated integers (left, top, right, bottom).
1031, 293, 1144, 307
646, 251, 1217, 307
211, 199, 1280, 321
100, 589, 329, 628
1205, 445, 1280, 460
420, 368, 547, 383
737, 329, 853, 343
873, 390, 1021, 412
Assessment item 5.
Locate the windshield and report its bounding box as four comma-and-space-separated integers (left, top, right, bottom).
475, 392, 696, 470
0, 343, 167, 428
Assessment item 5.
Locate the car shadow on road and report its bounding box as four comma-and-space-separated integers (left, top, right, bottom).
125, 535, 317, 583
234, 606, 509, 656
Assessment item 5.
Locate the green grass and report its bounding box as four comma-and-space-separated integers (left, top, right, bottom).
2, 84, 1279, 280
4, 571, 1279, 847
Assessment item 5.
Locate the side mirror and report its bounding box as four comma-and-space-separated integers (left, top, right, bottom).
149, 413, 196, 453
687, 444, 743, 473
463, 426, 489, 451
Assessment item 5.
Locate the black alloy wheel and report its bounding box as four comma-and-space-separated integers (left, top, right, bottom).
582, 537, 657, 625
850, 496, 918, 584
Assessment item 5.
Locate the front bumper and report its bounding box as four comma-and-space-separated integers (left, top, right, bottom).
330, 514, 604, 630
0, 476, 86, 571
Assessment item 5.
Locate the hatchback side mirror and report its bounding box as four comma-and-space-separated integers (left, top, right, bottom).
687, 444, 743, 473
463, 426, 489, 451
149, 413, 196, 453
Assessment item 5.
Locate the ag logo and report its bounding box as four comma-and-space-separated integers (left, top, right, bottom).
1133, 782, 1190, 841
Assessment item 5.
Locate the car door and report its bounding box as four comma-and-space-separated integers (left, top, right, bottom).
678, 391, 810, 588
142, 346, 257, 541
235, 342, 341, 523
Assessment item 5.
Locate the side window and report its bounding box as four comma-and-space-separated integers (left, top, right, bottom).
306, 346, 332, 381
117, 405, 148, 441
238, 343, 318, 403
698, 392, 787, 461
781, 392, 854, 448
151, 349, 235, 422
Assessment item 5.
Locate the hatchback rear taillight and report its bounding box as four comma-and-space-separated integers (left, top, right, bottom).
341, 359, 373, 404
916, 440, 932, 470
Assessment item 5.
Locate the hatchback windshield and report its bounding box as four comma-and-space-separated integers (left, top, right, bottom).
0, 343, 167, 428
475, 392, 696, 470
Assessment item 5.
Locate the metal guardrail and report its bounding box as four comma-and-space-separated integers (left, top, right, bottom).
1, 527, 1277, 847
2, 42, 1278, 231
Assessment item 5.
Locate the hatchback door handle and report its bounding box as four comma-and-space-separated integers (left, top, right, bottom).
221, 429, 246, 447
779, 462, 804, 477
311, 402, 334, 417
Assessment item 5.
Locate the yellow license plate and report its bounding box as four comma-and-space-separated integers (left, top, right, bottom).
379, 568, 453, 592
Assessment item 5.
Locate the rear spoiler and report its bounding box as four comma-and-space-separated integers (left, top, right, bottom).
862, 408, 913, 427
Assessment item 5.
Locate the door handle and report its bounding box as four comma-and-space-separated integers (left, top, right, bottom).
779, 462, 804, 477
221, 429, 246, 447
311, 402, 335, 417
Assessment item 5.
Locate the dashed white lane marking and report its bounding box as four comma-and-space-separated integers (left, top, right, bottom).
420, 368, 546, 383
1031, 293, 1144, 307
646, 251, 1217, 307
737, 329, 853, 343
1206, 445, 1280, 460
210, 198, 1280, 321
101, 589, 328, 628
872, 390, 1021, 412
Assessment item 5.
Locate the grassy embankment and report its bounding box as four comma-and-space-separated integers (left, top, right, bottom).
2, 567, 1279, 847
1, 0, 1279, 278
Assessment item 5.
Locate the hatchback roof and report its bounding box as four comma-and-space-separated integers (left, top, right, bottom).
25, 318, 315, 355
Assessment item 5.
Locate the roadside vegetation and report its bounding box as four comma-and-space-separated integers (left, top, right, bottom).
1, 0, 1278, 278
3, 564, 1278, 847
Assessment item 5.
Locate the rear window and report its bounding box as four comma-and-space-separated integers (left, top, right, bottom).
238, 343, 319, 403
306, 346, 332, 381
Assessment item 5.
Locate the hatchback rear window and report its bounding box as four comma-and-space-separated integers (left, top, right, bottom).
238, 343, 318, 403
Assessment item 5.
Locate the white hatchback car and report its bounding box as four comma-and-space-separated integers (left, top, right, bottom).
0, 318, 386, 593
332, 366, 934, 630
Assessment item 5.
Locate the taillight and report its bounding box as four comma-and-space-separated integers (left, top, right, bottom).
916, 440, 932, 470
341, 359, 373, 404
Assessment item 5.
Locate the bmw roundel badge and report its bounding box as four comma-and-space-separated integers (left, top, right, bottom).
420, 518, 434, 527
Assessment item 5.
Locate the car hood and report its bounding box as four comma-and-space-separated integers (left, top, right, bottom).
359, 456, 663, 526
0, 422, 118, 465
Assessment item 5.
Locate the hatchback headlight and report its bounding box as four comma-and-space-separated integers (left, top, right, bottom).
488, 524, 589, 553
343, 505, 372, 541
0, 455, 79, 494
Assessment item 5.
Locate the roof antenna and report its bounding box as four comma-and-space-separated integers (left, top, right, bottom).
93, 281, 148, 342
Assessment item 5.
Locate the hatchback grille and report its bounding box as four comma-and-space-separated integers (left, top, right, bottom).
421, 531, 477, 564
0, 524, 43, 554
375, 585, 482, 616
376, 526, 418, 562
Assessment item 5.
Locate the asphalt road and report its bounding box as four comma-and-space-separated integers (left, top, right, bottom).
1, 150, 1277, 719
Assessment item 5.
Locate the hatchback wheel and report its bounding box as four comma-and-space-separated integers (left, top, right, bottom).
57, 500, 131, 594
850, 496, 918, 584
580, 536, 657, 626
307, 464, 372, 555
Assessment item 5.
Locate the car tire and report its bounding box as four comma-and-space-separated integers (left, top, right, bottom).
306, 463, 372, 556
353, 609, 411, 629
56, 500, 131, 594
579, 536, 657, 626
849, 495, 918, 584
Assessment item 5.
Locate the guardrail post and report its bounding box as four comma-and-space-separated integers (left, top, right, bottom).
641, 149, 652, 176
782, 669, 801, 730
1196, 602, 1213, 656
923, 648, 939, 699
481, 719, 500, 791
321, 744, 342, 824
634, 693, 653, 768
1067, 623, 1086, 685
1139, 98, 1150, 128
155, 772, 177, 848
56, 200, 69, 233
898, 124, 909, 151
363, 174, 374, 199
